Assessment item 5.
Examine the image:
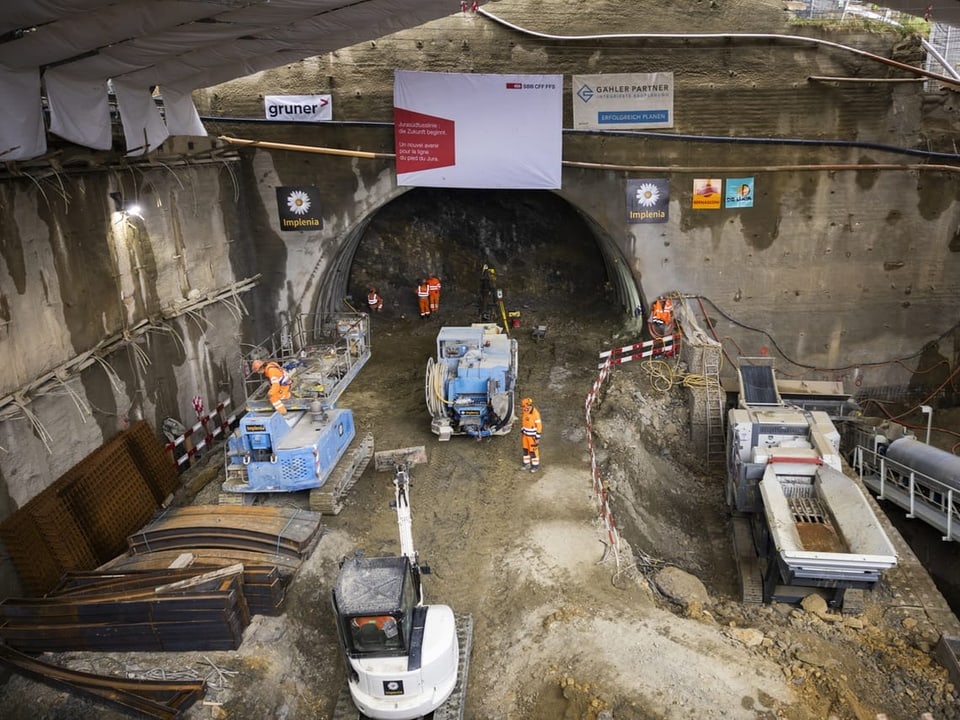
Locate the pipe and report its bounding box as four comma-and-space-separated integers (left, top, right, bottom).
208, 115, 960, 163
217, 134, 960, 175
808, 76, 924, 83
217, 135, 393, 159
477, 8, 960, 90
561, 159, 960, 175
564, 129, 960, 161
922, 405, 934, 445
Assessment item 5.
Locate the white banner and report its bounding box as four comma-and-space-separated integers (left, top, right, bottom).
573, 73, 674, 130
264, 95, 332, 122
393, 70, 562, 189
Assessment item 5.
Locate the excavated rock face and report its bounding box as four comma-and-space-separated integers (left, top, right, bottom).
347, 187, 612, 320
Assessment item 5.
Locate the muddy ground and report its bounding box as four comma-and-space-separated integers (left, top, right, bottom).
3, 278, 960, 720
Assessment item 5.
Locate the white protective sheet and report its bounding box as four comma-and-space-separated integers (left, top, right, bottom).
45, 67, 112, 151
162, 87, 208, 139
113, 79, 171, 156
0, 0, 461, 161
0, 68, 46, 160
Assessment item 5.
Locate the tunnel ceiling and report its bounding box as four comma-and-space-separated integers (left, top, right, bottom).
0, 0, 466, 91
0, 0, 471, 161
3, 0, 957, 163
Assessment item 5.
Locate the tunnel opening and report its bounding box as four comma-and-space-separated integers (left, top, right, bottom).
340, 188, 632, 327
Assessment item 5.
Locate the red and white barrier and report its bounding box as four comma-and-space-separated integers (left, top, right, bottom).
584, 355, 622, 571
164, 398, 238, 470
598, 333, 680, 368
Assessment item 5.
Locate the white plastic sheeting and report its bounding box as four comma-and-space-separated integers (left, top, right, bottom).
0, 68, 46, 160
0, 0, 463, 161
45, 67, 112, 151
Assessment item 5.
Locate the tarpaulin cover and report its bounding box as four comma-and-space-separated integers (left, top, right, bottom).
45, 67, 112, 151
0, 0, 463, 161
0, 68, 46, 161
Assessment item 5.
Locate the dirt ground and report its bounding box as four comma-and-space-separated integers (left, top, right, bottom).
3, 284, 960, 720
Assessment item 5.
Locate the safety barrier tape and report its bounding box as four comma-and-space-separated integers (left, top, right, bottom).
597, 333, 680, 368
584, 356, 622, 571
164, 399, 238, 469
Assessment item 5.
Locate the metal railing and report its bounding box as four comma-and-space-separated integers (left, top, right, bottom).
851, 444, 960, 542
241, 312, 371, 410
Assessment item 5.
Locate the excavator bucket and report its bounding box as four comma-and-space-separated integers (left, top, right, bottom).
374, 446, 427, 472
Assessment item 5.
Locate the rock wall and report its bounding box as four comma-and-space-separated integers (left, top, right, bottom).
0, 162, 254, 521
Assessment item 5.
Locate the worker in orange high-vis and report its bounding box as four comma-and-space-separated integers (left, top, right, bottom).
426, 273, 442, 314
350, 614, 400, 649
650, 296, 674, 330
367, 286, 383, 313
416, 278, 431, 319
252, 359, 291, 414
520, 397, 543, 473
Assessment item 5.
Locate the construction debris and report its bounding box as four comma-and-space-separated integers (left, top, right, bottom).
0, 644, 206, 719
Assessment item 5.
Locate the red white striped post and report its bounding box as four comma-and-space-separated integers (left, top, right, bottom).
164, 398, 238, 471
584, 355, 621, 571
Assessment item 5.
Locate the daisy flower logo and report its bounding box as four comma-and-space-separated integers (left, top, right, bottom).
636, 183, 660, 207
286, 190, 311, 215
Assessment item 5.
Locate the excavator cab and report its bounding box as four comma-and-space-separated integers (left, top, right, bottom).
333, 555, 418, 660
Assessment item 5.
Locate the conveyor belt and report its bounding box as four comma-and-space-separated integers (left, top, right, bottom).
731, 514, 764, 604
739, 365, 778, 406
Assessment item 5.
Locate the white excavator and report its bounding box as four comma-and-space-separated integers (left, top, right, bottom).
331, 446, 472, 720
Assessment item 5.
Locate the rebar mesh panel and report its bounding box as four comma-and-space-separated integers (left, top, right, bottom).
62, 444, 158, 562
126, 420, 178, 502
32, 493, 98, 573
0, 510, 64, 596
0, 424, 169, 595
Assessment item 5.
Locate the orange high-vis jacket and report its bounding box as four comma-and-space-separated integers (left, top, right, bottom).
652, 298, 673, 325
521, 405, 542, 454
416, 282, 431, 315
263, 361, 291, 413
521, 406, 542, 439
427, 276, 441, 310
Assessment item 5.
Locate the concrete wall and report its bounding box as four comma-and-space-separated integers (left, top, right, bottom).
1, 0, 959, 522
0, 161, 254, 516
